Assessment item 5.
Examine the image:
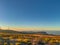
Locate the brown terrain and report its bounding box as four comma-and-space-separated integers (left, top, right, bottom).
0, 30, 60, 45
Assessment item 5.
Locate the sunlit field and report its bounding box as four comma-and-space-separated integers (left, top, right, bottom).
0, 30, 60, 45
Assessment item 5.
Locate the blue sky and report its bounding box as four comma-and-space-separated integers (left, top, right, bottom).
0, 0, 60, 30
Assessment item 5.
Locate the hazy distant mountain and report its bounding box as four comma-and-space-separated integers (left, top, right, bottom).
46, 31, 60, 35
0, 30, 48, 34
0, 30, 60, 35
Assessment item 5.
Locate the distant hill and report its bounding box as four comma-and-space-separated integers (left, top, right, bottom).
0, 29, 48, 34
46, 31, 60, 35
0, 30, 20, 34
0, 30, 60, 35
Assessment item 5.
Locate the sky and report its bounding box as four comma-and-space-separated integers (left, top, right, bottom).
0, 0, 60, 31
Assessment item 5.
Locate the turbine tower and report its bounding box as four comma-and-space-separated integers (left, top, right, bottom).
7, 26, 10, 30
